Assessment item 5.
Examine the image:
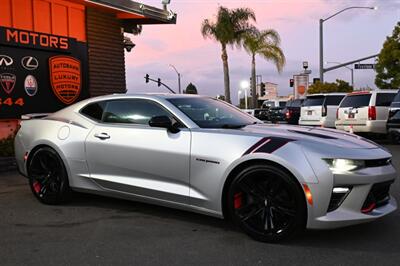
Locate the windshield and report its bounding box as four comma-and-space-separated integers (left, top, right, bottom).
303, 96, 325, 106
167, 97, 259, 128
340, 94, 371, 108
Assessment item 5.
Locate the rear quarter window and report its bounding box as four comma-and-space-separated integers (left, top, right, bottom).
80, 101, 106, 121
376, 93, 396, 107
391, 92, 400, 107
340, 94, 371, 108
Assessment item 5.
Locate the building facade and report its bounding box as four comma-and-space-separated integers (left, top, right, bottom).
0, 0, 176, 139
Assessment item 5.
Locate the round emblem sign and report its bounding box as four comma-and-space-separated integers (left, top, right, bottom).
24, 75, 38, 96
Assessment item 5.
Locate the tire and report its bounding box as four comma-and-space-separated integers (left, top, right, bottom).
27, 147, 71, 205
228, 164, 306, 243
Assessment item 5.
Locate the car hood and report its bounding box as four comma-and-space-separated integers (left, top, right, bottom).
240, 124, 378, 149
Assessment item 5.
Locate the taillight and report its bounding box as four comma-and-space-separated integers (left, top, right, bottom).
286, 110, 292, 119
368, 106, 376, 120
322, 106, 327, 117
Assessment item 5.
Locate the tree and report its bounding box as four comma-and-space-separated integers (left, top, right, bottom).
243, 29, 285, 108
201, 6, 256, 103
375, 22, 400, 90
307, 79, 353, 94
185, 83, 198, 94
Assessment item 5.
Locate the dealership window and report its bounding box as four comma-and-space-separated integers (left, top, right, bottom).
102, 99, 174, 125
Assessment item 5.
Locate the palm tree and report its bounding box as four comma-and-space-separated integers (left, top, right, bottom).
243, 29, 286, 108
201, 6, 256, 103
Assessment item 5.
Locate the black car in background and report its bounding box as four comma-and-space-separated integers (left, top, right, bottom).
388, 91, 400, 144
268, 106, 286, 123
283, 99, 304, 124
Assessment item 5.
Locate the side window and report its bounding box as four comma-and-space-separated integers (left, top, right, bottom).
102, 99, 174, 125
376, 93, 396, 107
80, 101, 106, 121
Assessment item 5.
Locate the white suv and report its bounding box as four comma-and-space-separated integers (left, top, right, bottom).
335, 90, 398, 134
299, 93, 346, 128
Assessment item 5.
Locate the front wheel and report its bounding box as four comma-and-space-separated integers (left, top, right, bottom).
228, 164, 307, 242
28, 147, 71, 205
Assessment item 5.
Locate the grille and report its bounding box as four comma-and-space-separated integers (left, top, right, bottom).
361, 181, 393, 214
365, 158, 391, 168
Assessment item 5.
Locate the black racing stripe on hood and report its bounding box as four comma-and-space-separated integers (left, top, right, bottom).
243, 137, 294, 156
288, 130, 337, 139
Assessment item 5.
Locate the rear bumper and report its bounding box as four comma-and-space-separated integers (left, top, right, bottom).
299, 117, 335, 128
335, 120, 387, 134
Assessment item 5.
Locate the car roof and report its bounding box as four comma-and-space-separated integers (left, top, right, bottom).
306, 93, 347, 97
348, 90, 399, 95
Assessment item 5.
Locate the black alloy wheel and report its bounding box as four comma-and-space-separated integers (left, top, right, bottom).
28, 147, 71, 204
228, 164, 306, 242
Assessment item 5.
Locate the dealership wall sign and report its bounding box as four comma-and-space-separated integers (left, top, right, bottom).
0, 26, 88, 119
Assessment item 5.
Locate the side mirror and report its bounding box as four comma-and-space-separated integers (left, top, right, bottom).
149, 116, 180, 133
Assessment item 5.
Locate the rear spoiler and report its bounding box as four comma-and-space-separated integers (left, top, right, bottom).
21, 113, 51, 120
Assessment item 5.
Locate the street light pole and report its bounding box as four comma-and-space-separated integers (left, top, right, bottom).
319, 6, 376, 83
169, 64, 181, 94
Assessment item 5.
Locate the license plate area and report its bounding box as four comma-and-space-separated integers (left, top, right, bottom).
348, 113, 355, 119
307, 110, 312, 116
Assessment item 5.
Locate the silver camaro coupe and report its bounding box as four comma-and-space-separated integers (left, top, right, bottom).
15, 94, 397, 242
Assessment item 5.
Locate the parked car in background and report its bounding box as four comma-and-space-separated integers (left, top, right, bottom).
336, 90, 398, 134
262, 99, 287, 109
284, 99, 304, 125
299, 93, 346, 128
388, 90, 400, 144
267, 106, 286, 123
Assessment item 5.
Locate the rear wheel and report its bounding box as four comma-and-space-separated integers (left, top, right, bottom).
28, 147, 71, 205
228, 164, 306, 242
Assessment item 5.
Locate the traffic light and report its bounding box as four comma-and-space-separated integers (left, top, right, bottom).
157, 78, 161, 87
260, 82, 266, 96
290, 79, 294, 87
145, 74, 149, 83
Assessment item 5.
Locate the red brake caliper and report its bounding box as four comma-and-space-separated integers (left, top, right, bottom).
234, 192, 243, 209
33, 181, 41, 194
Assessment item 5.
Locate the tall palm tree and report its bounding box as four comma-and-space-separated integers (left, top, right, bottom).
243, 29, 286, 108
201, 6, 256, 103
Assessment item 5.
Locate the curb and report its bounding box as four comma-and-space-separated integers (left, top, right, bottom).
0, 157, 17, 173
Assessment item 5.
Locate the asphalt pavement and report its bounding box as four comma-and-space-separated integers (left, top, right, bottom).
1, 144, 399, 266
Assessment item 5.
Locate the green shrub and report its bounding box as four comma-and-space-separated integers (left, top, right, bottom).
0, 135, 15, 157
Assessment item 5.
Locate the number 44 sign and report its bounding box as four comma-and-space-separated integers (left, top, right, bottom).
0, 97, 24, 106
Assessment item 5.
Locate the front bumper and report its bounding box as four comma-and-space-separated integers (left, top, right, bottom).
306, 162, 397, 229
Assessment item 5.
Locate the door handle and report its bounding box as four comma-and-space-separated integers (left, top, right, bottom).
94, 132, 110, 140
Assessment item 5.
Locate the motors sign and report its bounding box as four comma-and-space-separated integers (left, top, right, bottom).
0, 26, 89, 119
355, 64, 376, 70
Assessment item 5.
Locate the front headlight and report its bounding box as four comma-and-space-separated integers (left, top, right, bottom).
323, 159, 365, 173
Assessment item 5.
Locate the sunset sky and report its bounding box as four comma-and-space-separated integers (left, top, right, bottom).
125, 0, 400, 104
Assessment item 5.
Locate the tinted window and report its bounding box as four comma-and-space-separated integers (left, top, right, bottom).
263, 101, 275, 108
303, 96, 325, 106
340, 94, 371, 108
325, 95, 345, 105
292, 99, 303, 107
376, 93, 396, 107
391, 92, 400, 107
168, 97, 258, 128
279, 101, 286, 107
102, 99, 173, 125
81, 102, 106, 121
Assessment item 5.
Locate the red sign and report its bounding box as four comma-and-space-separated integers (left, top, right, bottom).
49, 56, 81, 105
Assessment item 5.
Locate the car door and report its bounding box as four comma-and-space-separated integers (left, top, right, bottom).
85, 98, 191, 204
